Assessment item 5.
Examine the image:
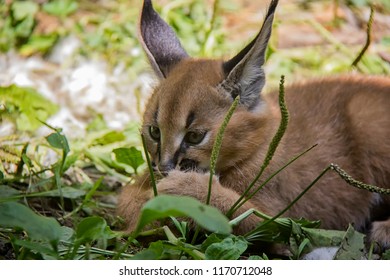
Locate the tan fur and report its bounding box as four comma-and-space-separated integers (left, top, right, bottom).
118, 1, 390, 249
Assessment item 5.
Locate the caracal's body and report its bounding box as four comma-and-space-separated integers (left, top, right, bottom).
118, 0, 390, 250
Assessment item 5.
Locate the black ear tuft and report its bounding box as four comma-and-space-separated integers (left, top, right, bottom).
140, 0, 189, 79
220, 0, 279, 109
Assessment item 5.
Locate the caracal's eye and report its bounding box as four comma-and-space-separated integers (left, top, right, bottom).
184, 131, 206, 145
149, 126, 161, 141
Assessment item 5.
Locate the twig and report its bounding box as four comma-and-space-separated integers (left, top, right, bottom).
202, 0, 221, 56
351, 6, 374, 68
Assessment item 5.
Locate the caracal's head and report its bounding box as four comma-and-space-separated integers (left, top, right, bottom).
140, 0, 279, 174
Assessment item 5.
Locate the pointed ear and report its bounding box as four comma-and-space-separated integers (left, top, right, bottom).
139, 0, 189, 79
219, 0, 278, 109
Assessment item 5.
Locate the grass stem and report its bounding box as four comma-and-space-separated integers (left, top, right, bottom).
351, 6, 374, 68
227, 75, 288, 216
141, 134, 158, 197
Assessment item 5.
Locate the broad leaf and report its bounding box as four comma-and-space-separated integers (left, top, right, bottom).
113, 147, 145, 174
205, 236, 248, 260
13, 239, 58, 259
0, 185, 21, 199
20, 34, 58, 56
302, 227, 345, 248
46, 132, 70, 155
43, 0, 78, 17
135, 195, 231, 234
39, 186, 86, 199
131, 241, 165, 260
382, 249, 390, 260
0, 85, 58, 131
75, 216, 115, 244
0, 201, 62, 243
334, 224, 365, 260
201, 233, 224, 251
93, 131, 125, 145
12, 1, 39, 20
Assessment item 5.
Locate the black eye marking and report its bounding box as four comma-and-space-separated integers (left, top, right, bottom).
184, 111, 207, 145
149, 126, 161, 141
153, 109, 158, 123
186, 111, 195, 129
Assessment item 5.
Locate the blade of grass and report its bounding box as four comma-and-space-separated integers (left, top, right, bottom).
244, 165, 332, 239
351, 6, 374, 68
191, 96, 240, 245
227, 75, 289, 216
202, 0, 221, 56
207, 95, 240, 204
141, 133, 158, 197
227, 144, 317, 218
62, 177, 104, 219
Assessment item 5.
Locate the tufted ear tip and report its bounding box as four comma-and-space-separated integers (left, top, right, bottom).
220, 0, 279, 109
139, 0, 189, 79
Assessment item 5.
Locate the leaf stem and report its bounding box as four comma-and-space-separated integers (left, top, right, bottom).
227, 75, 288, 216
351, 6, 374, 68
228, 144, 317, 217
244, 165, 332, 238
207, 96, 240, 205
141, 134, 158, 197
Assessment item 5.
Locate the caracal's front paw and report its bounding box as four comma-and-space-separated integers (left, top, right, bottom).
157, 170, 218, 202
117, 184, 154, 233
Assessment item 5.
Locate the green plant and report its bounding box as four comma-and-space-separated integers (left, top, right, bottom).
1, 0, 389, 261
0, 85, 58, 131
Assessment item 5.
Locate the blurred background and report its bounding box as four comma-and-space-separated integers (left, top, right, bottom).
1, 0, 389, 138
0, 0, 389, 260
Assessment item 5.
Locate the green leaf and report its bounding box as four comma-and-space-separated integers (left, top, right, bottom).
205, 236, 248, 260
14, 16, 35, 38
13, 239, 58, 259
135, 195, 231, 235
131, 241, 165, 260
0, 201, 62, 243
20, 34, 58, 56
0, 85, 58, 131
93, 131, 125, 145
383, 249, 390, 260
60, 226, 75, 243
246, 218, 292, 243
39, 186, 86, 199
11, 1, 38, 39
302, 227, 345, 248
248, 254, 269, 260
75, 216, 114, 244
86, 114, 108, 132
246, 212, 320, 243
46, 132, 70, 155
348, 0, 369, 7
0, 185, 21, 198
63, 153, 79, 172
43, 0, 78, 17
201, 233, 224, 251
333, 224, 365, 260
22, 154, 33, 169
113, 147, 145, 174
12, 1, 39, 21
